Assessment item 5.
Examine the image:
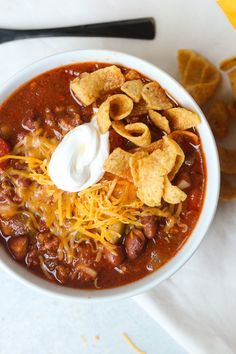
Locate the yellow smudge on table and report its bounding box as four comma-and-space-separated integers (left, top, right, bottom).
122, 333, 146, 354
93, 335, 100, 341
80, 335, 87, 345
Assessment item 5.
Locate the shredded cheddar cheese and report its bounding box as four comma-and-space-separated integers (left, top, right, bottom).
0, 129, 173, 261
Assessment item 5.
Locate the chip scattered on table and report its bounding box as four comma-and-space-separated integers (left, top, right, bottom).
227, 101, 236, 119
206, 100, 229, 139
220, 174, 236, 201
219, 56, 236, 71
178, 50, 221, 106
228, 69, 236, 100
218, 146, 236, 174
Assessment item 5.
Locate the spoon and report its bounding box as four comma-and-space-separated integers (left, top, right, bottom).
0, 17, 155, 44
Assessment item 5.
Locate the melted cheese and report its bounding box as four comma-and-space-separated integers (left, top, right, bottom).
0, 129, 173, 261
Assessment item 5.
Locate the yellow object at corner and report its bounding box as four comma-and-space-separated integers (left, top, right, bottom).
217, 0, 236, 28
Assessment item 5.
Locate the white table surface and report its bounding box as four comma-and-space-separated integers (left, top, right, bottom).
0, 0, 232, 353
0, 271, 185, 354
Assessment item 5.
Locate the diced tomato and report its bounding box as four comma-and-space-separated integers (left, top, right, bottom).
109, 128, 126, 152
175, 171, 192, 190
0, 137, 10, 169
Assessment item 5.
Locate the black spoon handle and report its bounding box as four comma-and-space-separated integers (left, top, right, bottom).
0, 17, 155, 44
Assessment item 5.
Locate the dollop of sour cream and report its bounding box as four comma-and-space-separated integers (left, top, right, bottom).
48, 118, 109, 192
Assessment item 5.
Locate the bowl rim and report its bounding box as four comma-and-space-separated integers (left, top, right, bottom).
0, 49, 220, 301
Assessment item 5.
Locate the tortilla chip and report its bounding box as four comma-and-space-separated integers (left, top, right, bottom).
169, 130, 199, 144
129, 135, 185, 206
220, 174, 236, 201
228, 69, 236, 100
129, 152, 164, 207
130, 99, 148, 116
130, 136, 185, 178
163, 136, 185, 180
220, 56, 236, 71
152, 148, 178, 176
227, 101, 236, 119
70, 65, 125, 106
218, 146, 236, 174
121, 80, 143, 102
131, 146, 179, 178
97, 94, 133, 134
136, 173, 164, 207
112, 121, 151, 147
125, 69, 141, 80
142, 82, 174, 110
134, 137, 183, 178
109, 94, 133, 121
163, 177, 187, 204
183, 55, 208, 86
149, 109, 171, 133
206, 100, 229, 139
103, 148, 132, 181
164, 107, 201, 130
79, 72, 89, 79
97, 99, 111, 134
187, 83, 217, 108
178, 50, 191, 83
178, 50, 221, 106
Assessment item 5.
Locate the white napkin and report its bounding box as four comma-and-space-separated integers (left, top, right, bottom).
135, 202, 236, 354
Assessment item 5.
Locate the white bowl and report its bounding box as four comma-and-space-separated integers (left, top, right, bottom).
0, 50, 220, 301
